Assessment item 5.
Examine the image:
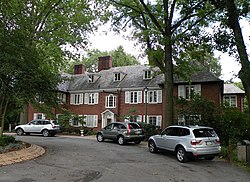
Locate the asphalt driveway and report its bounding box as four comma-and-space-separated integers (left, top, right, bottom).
0, 135, 249, 182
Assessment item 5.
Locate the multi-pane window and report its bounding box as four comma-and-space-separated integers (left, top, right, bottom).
224, 95, 237, 107
70, 94, 83, 105
143, 70, 152, 79
124, 115, 142, 122
57, 93, 66, 104
114, 73, 121, 81
34, 113, 45, 119
85, 115, 98, 127
106, 94, 116, 108
88, 75, 94, 83
145, 115, 162, 127
84, 93, 99, 105
145, 90, 162, 104
178, 84, 201, 100
125, 91, 142, 104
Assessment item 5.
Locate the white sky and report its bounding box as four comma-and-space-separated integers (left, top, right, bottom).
87, 20, 250, 83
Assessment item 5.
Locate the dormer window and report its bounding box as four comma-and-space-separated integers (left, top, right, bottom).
114, 73, 121, 81
88, 75, 94, 83
144, 70, 152, 80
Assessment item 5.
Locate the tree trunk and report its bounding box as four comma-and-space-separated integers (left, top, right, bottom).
163, 0, 174, 127
0, 96, 9, 136
225, 0, 250, 113
228, 138, 234, 163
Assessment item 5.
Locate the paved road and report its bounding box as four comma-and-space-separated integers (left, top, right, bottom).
0, 135, 249, 182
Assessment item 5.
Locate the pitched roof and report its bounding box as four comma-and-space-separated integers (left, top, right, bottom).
224, 83, 245, 94
61, 65, 222, 92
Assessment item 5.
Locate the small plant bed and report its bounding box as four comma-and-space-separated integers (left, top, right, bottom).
0, 135, 30, 154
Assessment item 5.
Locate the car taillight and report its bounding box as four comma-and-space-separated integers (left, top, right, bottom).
127, 124, 131, 134
215, 139, 220, 144
190, 139, 202, 145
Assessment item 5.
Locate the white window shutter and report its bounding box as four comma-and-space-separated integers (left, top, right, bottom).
137, 115, 142, 122
125, 91, 129, 103
70, 94, 74, 105
94, 115, 98, 127
79, 94, 83, 104
178, 85, 185, 98
194, 84, 201, 95
157, 90, 162, 103
138, 91, 142, 103
63, 94, 66, 103
33, 113, 38, 119
156, 115, 162, 127
84, 93, 88, 104
94, 93, 99, 104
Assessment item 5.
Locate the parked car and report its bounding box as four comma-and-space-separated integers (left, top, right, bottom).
15, 119, 60, 137
148, 125, 221, 163
96, 122, 145, 145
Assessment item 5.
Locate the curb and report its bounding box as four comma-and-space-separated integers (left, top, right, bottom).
0, 144, 45, 167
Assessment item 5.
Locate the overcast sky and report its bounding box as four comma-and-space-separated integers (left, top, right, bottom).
87, 20, 249, 83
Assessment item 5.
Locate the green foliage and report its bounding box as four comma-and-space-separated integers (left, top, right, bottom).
138, 122, 161, 141
217, 108, 250, 145
176, 94, 219, 126
0, 135, 17, 147
65, 46, 140, 73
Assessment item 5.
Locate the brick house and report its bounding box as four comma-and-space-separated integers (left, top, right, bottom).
25, 56, 244, 130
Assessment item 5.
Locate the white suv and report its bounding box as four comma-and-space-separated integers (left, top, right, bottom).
148, 125, 221, 162
15, 119, 60, 137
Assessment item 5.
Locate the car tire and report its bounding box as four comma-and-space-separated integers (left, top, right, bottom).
117, 135, 125, 145
16, 128, 24, 136
96, 133, 104, 142
204, 156, 215, 160
148, 140, 158, 153
176, 147, 188, 163
134, 140, 141, 144
42, 129, 50, 137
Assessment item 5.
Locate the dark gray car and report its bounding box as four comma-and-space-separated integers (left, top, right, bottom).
96, 122, 144, 145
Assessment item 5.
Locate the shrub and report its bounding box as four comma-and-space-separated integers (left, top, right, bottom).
0, 135, 17, 147
138, 122, 161, 141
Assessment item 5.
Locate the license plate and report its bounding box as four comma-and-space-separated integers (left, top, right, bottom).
206, 141, 213, 145
135, 131, 141, 134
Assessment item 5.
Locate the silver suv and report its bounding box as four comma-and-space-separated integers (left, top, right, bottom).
15, 119, 60, 137
148, 125, 221, 162
96, 122, 144, 145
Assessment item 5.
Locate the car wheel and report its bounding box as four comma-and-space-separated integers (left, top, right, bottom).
134, 140, 141, 144
117, 136, 125, 145
96, 133, 104, 142
148, 140, 158, 153
204, 156, 215, 160
176, 147, 188, 163
16, 128, 24, 136
42, 129, 50, 137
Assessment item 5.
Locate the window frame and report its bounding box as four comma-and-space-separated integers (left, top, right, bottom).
223, 95, 237, 107
105, 94, 116, 108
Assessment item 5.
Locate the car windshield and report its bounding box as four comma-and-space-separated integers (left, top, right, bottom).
193, 128, 216, 138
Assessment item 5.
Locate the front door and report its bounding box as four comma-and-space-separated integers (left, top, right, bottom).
101, 110, 115, 128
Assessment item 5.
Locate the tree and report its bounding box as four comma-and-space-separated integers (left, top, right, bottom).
0, 0, 104, 136
109, 0, 219, 126
65, 46, 140, 73
211, 0, 250, 113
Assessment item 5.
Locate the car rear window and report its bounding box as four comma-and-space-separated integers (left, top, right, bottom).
193, 128, 216, 138
128, 123, 141, 129
51, 120, 59, 125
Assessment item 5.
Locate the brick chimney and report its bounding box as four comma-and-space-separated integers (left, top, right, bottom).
98, 56, 112, 72
73, 64, 86, 75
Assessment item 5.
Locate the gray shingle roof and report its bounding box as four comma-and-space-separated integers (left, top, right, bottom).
60, 65, 222, 92
224, 83, 245, 94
